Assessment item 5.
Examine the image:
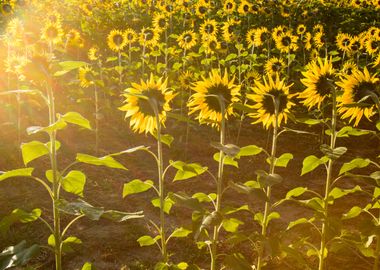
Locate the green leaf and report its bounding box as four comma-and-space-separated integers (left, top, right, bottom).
101, 210, 144, 222
327, 186, 362, 204
225, 53, 237, 62
222, 218, 244, 233
339, 158, 370, 175
335, 126, 372, 137
237, 145, 263, 157
376, 121, 380, 131
342, 206, 362, 220
273, 153, 293, 167
57, 60, 88, 71
62, 170, 86, 197
320, 144, 347, 160
81, 262, 95, 270
172, 62, 182, 71
21, 141, 48, 165
169, 227, 192, 238
123, 179, 153, 197
61, 236, 82, 253
256, 170, 282, 188
0, 168, 34, 182
76, 153, 127, 170
27, 119, 67, 135
210, 142, 240, 157
301, 155, 327, 176
137, 235, 161, 247
223, 253, 251, 270
0, 208, 42, 235
60, 112, 91, 130
223, 205, 250, 215
287, 217, 315, 230
192, 192, 216, 203
286, 187, 308, 199
169, 192, 204, 212
153, 132, 174, 147
228, 181, 268, 201
151, 197, 174, 214
170, 161, 207, 181
213, 153, 238, 167
0, 241, 40, 269
297, 118, 323, 125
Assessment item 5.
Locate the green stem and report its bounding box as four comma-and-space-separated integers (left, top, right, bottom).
257, 100, 279, 270
211, 97, 226, 270
318, 86, 337, 270
374, 217, 380, 270
47, 82, 62, 270
153, 101, 167, 263
94, 84, 99, 155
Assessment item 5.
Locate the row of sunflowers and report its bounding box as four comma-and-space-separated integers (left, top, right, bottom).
0, 0, 379, 270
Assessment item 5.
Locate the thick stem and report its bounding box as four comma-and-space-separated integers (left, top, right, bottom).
47, 83, 62, 270
318, 86, 337, 270
153, 103, 167, 263
94, 84, 99, 155
211, 98, 226, 270
257, 103, 279, 270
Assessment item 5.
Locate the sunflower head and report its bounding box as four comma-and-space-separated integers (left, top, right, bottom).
341, 61, 358, 76
247, 73, 296, 129
139, 27, 159, 48
275, 32, 298, 53
107, 29, 127, 52
337, 68, 380, 126
41, 21, 63, 44
265, 57, 286, 76
119, 74, 175, 134
88, 46, 101, 61
299, 57, 336, 110
152, 13, 169, 32
200, 19, 218, 39
188, 69, 241, 127
297, 24, 307, 35
124, 28, 137, 44
79, 66, 96, 88
177, 30, 197, 50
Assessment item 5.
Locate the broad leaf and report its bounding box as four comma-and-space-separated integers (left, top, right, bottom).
76, 153, 127, 170
192, 192, 216, 203
0, 168, 34, 182
137, 235, 161, 247
320, 144, 347, 160
287, 217, 315, 230
169, 192, 204, 212
26, 119, 67, 135
153, 132, 174, 147
123, 179, 153, 197
301, 155, 328, 176
213, 153, 238, 167
327, 186, 362, 204
342, 206, 362, 220
151, 197, 174, 214
62, 170, 86, 197
339, 158, 370, 175
0, 241, 40, 270
81, 262, 94, 270
256, 170, 282, 188
21, 141, 48, 165
273, 153, 293, 167
170, 161, 207, 181
222, 218, 244, 233
237, 145, 263, 157
228, 181, 268, 201
169, 227, 192, 238
60, 112, 91, 130
286, 187, 308, 199
0, 209, 41, 235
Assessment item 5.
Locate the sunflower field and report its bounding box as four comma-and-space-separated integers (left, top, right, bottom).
0, 0, 379, 269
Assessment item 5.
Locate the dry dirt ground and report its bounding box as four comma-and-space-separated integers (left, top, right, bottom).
0, 100, 378, 269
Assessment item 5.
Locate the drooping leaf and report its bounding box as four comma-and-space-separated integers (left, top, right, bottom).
151, 197, 174, 214
169, 192, 204, 212
0, 209, 42, 235
255, 170, 283, 188
213, 153, 238, 167
210, 142, 240, 157
20, 141, 48, 165
192, 192, 216, 203
26, 119, 67, 135
62, 170, 86, 197
222, 218, 244, 233
123, 179, 154, 197
339, 158, 371, 175
76, 153, 127, 170
60, 112, 92, 130
320, 144, 347, 160
0, 168, 34, 182
228, 181, 268, 201
287, 217, 315, 230
301, 155, 328, 176
61, 236, 82, 253
170, 161, 208, 181
0, 241, 40, 270
327, 186, 362, 204
237, 145, 263, 157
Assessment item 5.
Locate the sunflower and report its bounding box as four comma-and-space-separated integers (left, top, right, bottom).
223, 0, 236, 15
313, 24, 324, 34
67, 29, 83, 47
303, 32, 312, 51
265, 57, 286, 76
177, 30, 197, 50
341, 60, 358, 76
246, 28, 257, 48
272, 25, 288, 40
247, 73, 296, 129
309, 49, 320, 61
299, 57, 336, 110
336, 33, 352, 54
221, 19, 239, 43
373, 0, 380, 8
1, 1, 14, 15
245, 69, 262, 86
79, 66, 96, 88
337, 68, 380, 126
124, 28, 137, 45
179, 70, 195, 90
188, 69, 240, 127
280, 5, 291, 18
313, 31, 325, 50
254, 27, 270, 47
200, 19, 218, 39
275, 32, 298, 53
373, 53, 380, 67
46, 11, 62, 24
88, 46, 101, 61
119, 74, 175, 134
139, 27, 159, 48
195, 0, 209, 18
349, 36, 361, 54
238, 0, 251, 15
202, 36, 220, 55
297, 24, 307, 36
152, 13, 169, 33
80, 2, 93, 16
41, 21, 64, 44
365, 38, 379, 56
107, 29, 127, 52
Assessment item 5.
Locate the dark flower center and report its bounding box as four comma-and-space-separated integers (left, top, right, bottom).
184, 33, 192, 43
352, 82, 378, 105
165, 4, 173, 12
127, 33, 134, 40
199, 6, 207, 14
370, 40, 379, 50
316, 75, 333, 96
260, 32, 269, 43
209, 40, 217, 50
113, 34, 124, 45
138, 88, 166, 116
46, 26, 58, 38
205, 24, 214, 34
281, 36, 291, 46
350, 41, 359, 52
205, 83, 232, 112
144, 30, 153, 41
226, 2, 233, 9
262, 89, 288, 114
220, 41, 228, 50
3, 3, 12, 13
342, 38, 350, 47
271, 62, 282, 72
243, 4, 249, 12
158, 18, 167, 28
